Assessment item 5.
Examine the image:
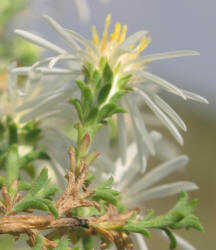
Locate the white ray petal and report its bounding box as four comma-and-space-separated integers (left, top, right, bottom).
133, 181, 198, 201
157, 230, 196, 250
48, 54, 81, 69
43, 15, 80, 50
135, 88, 184, 145
12, 67, 75, 75
127, 96, 155, 156
154, 95, 187, 131
141, 71, 186, 99
128, 155, 189, 195
174, 234, 197, 250
131, 50, 199, 64
134, 234, 149, 250
181, 89, 208, 104
120, 30, 149, 49
73, 0, 91, 22
126, 98, 153, 172
14, 29, 66, 54
114, 143, 137, 183
117, 113, 128, 164
65, 28, 98, 53
97, 154, 116, 173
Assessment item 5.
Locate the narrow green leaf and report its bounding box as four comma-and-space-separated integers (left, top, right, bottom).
13, 199, 49, 212
0, 121, 4, 140
98, 103, 127, 122
40, 198, 59, 219
0, 176, 6, 187
117, 74, 132, 89
82, 235, 93, 250
26, 168, 48, 198
24, 128, 41, 144
109, 90, 126, 103
163, 229, 177, 250
93, 177, 119, 205
92, 70, 102, 92
99, 57, 106, 72
122, 222, 151, 237
6, 144, 19, 185
18, 180, 31, 191
97, 84, 111, 106
86, 107, 98, 125
33, 234, 43, 250
97, 103, 117, 122
85, 152, 99, 166
75, 80, 93, 111
103, 63, 113, 84
42, 185, 59, 197
69, 98, 84, 122
8, 122, 18, 145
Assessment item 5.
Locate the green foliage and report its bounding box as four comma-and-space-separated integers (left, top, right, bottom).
54, 238, 68, 250
0, 118, 50, 181
82, 235, 93, 250
121, 191, 203, 249
103, 63, 113, 85
69, 62, 130, 141
12, 168, 59, 218
6, 144, 19, 186
93, 177, 119, 205
97, 84, 111, 105
98, 103, 127, 123
8, 122, 18, 145
33, 234, 43, 250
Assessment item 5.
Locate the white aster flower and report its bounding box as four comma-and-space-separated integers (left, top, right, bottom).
0, 63, 73, 181
94, 136, 198, 250
11, 14, 208, 172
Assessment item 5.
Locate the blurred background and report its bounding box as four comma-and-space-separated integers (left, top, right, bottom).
0, 0, 215, 249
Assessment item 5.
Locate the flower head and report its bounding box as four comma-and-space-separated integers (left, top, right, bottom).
12, 14, 208, 172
